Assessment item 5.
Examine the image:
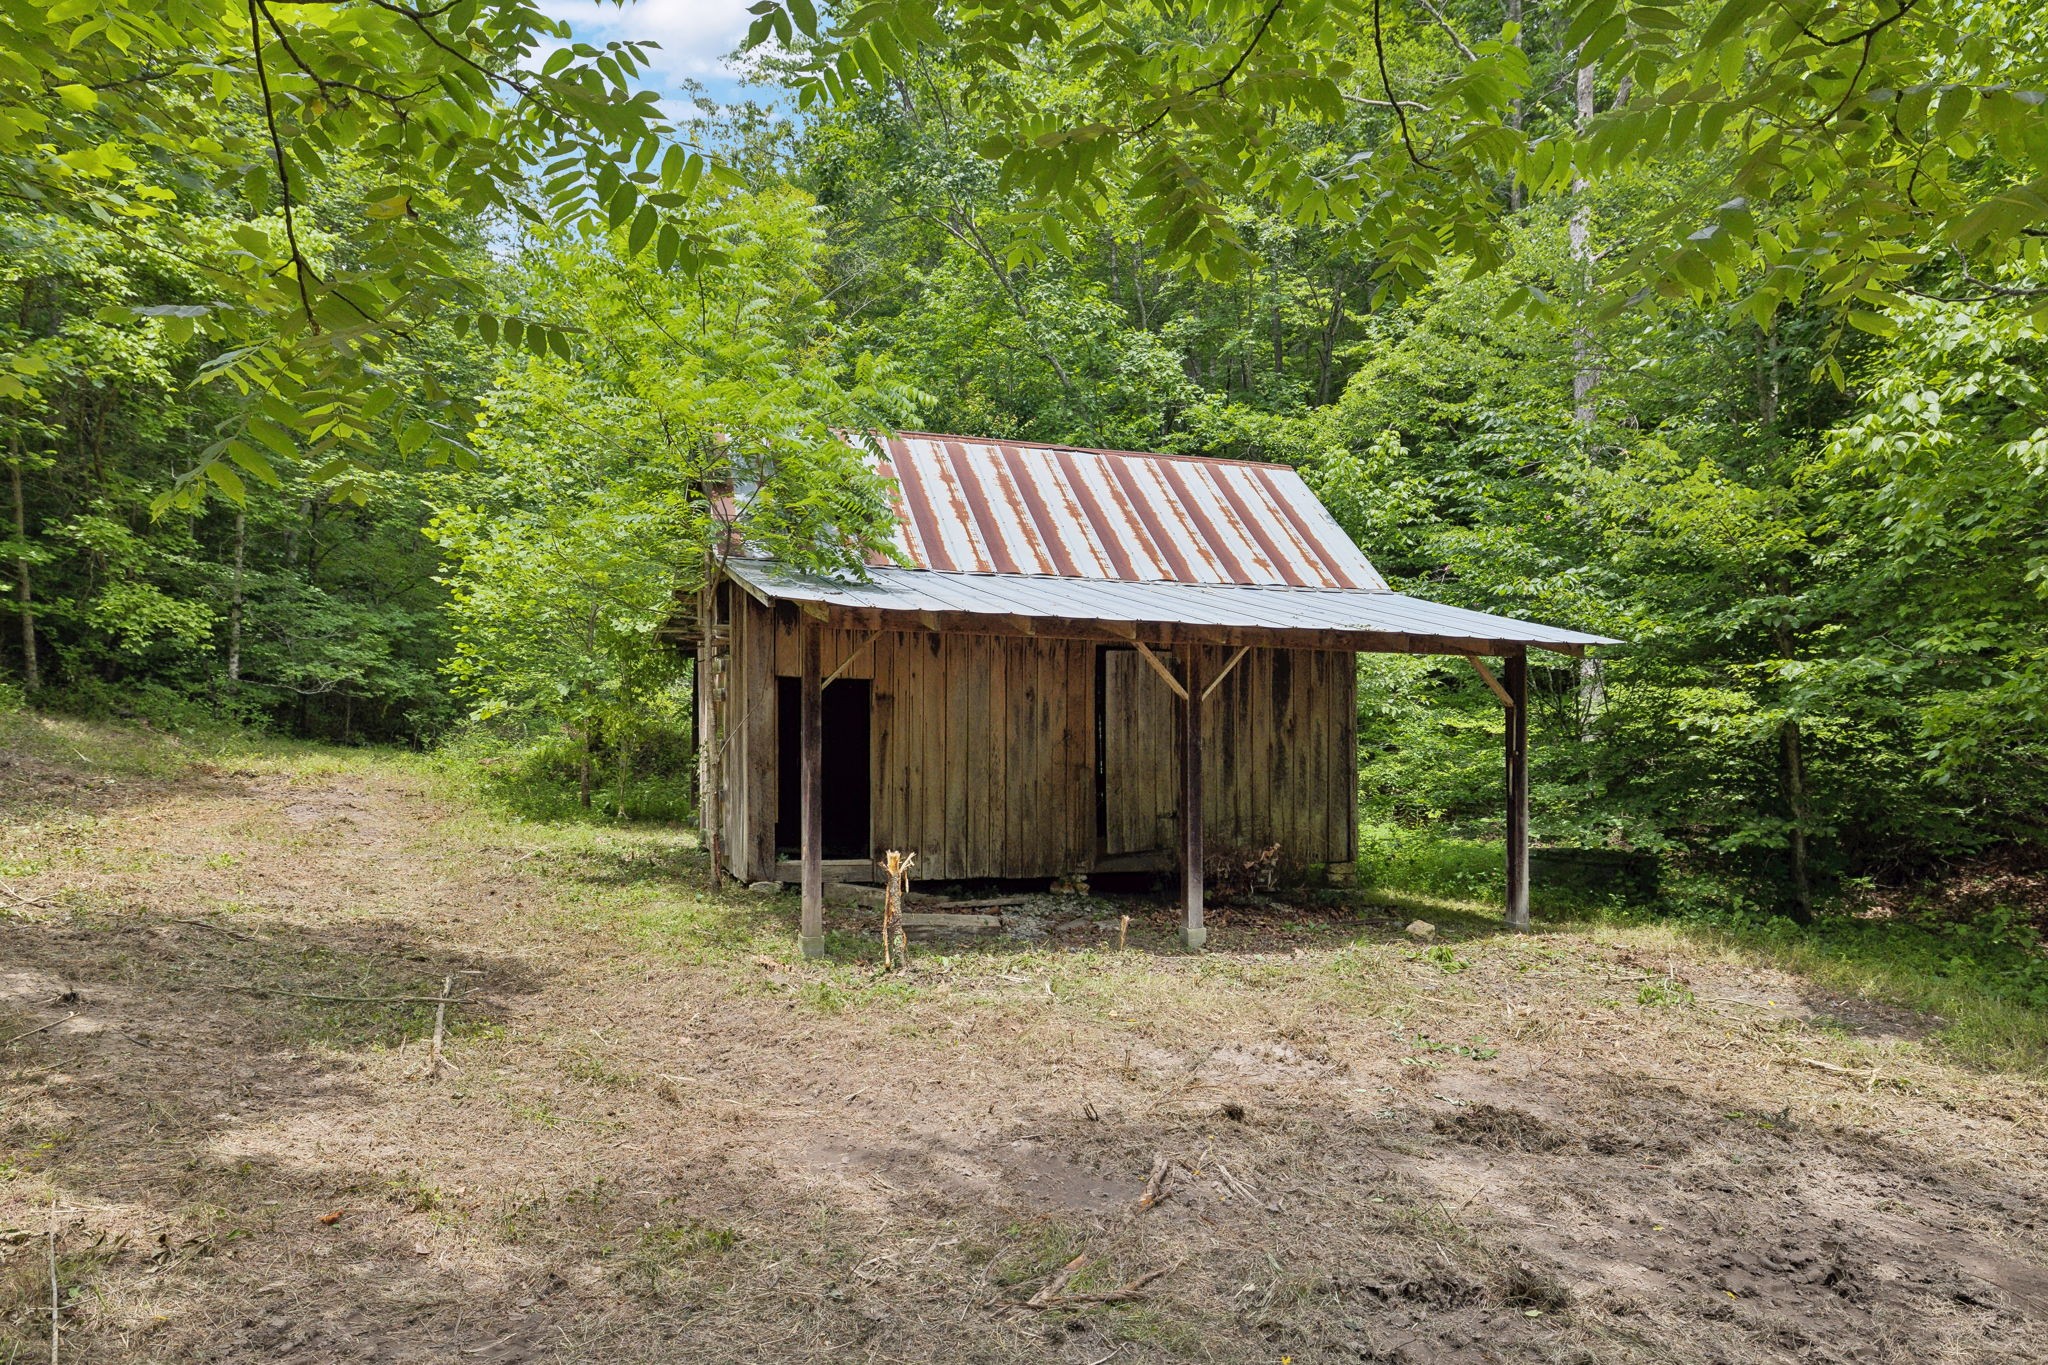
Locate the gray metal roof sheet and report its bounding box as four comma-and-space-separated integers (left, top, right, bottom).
726, 560, 1617, 650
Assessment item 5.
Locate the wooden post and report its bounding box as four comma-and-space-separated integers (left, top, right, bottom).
800, 616, 825, 957
1179, 645, 1206, 950
1504, 650, 1530, 930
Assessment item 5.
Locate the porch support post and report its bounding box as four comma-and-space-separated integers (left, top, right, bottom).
799, 615, 825, 957
1179, 644, 1207, 950
1504, 650, 1530, 930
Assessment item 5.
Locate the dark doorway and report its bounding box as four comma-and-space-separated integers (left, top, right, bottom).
774, 675, 872, 859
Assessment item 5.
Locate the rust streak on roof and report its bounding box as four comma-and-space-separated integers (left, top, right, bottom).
1156, 457, 1255, 585
999, 443, 1085, 580
889, 443, 949, 572
1255, 465, 1367, 590
944, 436, 1022, 576
862, 431, 1383, 590
1052, 447, 1147, 581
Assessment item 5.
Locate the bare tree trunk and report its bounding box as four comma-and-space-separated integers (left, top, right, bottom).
1758, 320, 1781, 429
1316, 271, 1346, 405
8, 456, 37, 693
579, 723, 593, 809
226, 508, 246, 689
617, 731, 633, 821
1507, 0, 1524, 212
1780, 716, 1813, 924
1570, 61, 1600, 432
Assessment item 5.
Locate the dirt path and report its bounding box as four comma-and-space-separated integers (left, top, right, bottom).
3, 738, 2046, 1363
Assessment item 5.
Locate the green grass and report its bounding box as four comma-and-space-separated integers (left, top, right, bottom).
1361, 819, 2048, 1074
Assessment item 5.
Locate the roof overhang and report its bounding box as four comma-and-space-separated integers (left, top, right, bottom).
723, 559, 1618, 657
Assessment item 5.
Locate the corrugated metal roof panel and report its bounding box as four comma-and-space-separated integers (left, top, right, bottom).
869, 431, 1386, 590
726, 561, 1618, 650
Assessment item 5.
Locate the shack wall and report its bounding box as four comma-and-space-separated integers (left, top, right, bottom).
719, 598, 1357, 881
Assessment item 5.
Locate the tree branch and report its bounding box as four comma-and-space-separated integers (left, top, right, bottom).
247, 0, 319, 333
1373, 0, 1438, 171
1410, 0, 1478, 61
1134, 0, 1287, 134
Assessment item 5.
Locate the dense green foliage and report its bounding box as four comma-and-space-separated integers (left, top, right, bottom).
3, 0, 2045, 926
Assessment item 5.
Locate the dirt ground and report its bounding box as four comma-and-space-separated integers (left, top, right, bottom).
3, 724, 2047, 1364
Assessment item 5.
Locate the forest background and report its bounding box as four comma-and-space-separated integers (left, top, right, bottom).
4, 0, 2045, 952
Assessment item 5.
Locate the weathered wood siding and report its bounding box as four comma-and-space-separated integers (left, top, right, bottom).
1198, 644, 1358, 870
1102, 650, 1179, 856
718, 602, 1357, 880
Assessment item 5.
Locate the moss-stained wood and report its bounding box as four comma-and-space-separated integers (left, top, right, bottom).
727, 614, 1358, 882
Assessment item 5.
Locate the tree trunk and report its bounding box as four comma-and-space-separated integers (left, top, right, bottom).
617, 731, 633, 821
1570, 61, 1600, 432
578, 723, 593, 809
1316, 272, 1346, 405
226, 508, 246, 689
8, 457, 37, 693
1780, 717, 1813, 924
1507, 0, 1524, 211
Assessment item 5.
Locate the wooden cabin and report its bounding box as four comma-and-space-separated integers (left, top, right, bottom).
692, 432, 1612, 955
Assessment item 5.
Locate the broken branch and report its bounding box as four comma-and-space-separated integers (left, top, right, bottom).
3, 1014, 76, 1047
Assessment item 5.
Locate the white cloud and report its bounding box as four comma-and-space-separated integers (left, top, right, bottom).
538, 0, 757, 81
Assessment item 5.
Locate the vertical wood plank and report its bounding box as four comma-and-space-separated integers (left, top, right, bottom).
1180, 644, 1206, 950
1505, 650, 1530, 930
940, 634, 966, 880
1335, 654, 1351, 863
1069, 641, 1093, 871
871, 632, 896, 859
749, 601, 778, 877
929, 634, 950, 879
800, 617, 824, 957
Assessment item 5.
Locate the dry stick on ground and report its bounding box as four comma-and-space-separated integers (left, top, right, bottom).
1796, 1056, 1879, 1079
426, 973, 456, 1078
1026, 1262, 1180, 1310
173, 916, 253, 941
1026, 1253, 1091, 1307
1215, 1160, 1278, 1213
1139, 1154, 1173, 1209
4, 1013, 76, 1047
1, 882, 52, 908
232, 987, 471, 1006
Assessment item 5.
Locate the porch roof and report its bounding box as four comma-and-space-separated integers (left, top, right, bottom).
724, 558, 1616, 656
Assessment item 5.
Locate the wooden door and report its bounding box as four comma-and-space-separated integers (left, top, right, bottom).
1099, 649, 1179, 856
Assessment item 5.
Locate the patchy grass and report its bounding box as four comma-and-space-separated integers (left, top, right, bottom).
1, 715, 2045, 1364
1359, 819, 2048, 1075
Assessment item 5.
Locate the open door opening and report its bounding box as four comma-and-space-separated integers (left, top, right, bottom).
775, 675, 871, 860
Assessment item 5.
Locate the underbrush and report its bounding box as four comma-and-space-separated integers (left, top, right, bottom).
1358, 819, 2048, 1074
430, 724, 695, 825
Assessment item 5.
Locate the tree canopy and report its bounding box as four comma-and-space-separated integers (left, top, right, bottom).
1, 0, 737, 505
757, 0, 2048, 331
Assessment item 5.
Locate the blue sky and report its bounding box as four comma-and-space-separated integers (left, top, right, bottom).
537, 0, 763, 111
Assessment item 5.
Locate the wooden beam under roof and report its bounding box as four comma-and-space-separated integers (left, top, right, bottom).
767, 597, 1562, 658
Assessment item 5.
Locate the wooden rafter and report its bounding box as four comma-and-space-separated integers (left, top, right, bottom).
1201, 645, 1252, 702
822, 629, 881, 689
1465, 655, 1515, 708
1132, 640, 1189, 701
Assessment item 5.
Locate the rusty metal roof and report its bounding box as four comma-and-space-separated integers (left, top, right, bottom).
726, 561, 1618, 652
866, 431, 1387, 590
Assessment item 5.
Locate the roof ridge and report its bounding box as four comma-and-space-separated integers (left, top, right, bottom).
881, 429, 1294, 472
